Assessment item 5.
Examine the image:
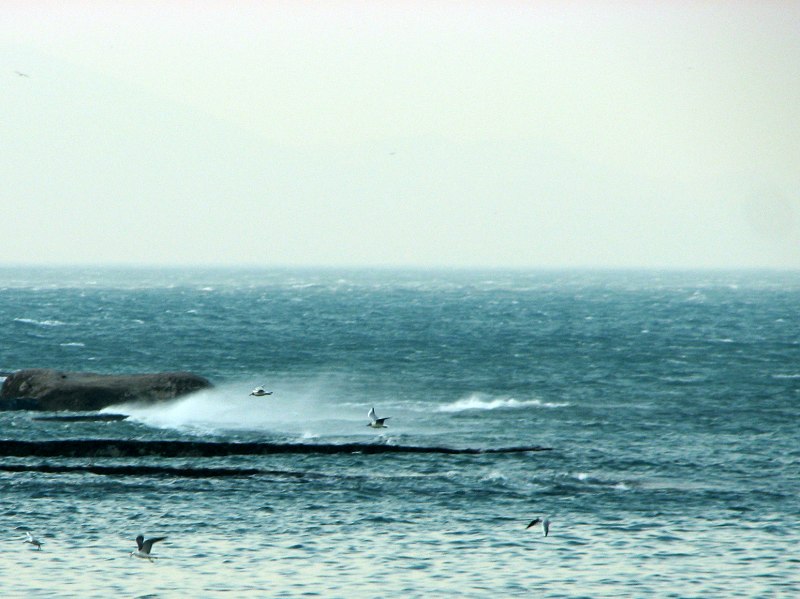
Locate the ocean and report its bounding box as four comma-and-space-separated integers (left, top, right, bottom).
0, 267, 798, 598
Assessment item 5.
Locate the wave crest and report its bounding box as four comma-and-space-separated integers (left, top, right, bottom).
14, 318, 68, 327
437, 394, 568, 413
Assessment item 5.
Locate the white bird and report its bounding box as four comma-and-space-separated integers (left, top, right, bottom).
367, 407, 390, 428
526, 517, 550, 536
23, 531, 43, 550
249, 386, 273, 397
130, 535, 166, 561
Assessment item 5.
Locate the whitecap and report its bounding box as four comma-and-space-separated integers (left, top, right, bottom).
480, 470, 508, 483
14, 318, 68, 327
59, 342, 85, 347
661, 374, 706, 384
436, 394, 568, 413
772, 373, 800, 379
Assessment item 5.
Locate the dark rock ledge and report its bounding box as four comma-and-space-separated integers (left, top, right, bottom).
0, 463, 264, 478
0, 369, 212, 411
0, 439, 552, 458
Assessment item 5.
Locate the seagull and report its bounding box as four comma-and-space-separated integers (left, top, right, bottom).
14, 70, 29, 78
249, 386, 273, 397
130, 535, 166, 561
367, 407, 390, 428
526, 517, 550, 536
23, 531, 43, 550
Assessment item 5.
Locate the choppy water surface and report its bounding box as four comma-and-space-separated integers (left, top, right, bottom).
0, 268, 798, 597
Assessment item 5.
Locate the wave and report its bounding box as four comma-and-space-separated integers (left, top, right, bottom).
660, 374, 708, 385
569, 472, 632, 489
437, 394, 568, 413
102, 384, 567, 438
106, 383, 365, 435
13, 318, 68, 327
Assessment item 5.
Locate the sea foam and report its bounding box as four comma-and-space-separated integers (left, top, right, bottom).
437, 394, 568, 413
14, 318, 68, 327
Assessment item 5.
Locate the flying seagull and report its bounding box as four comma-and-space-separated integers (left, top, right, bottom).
14, 70, 29, 78
367, 407, 390, 428
23, 531, 43, 550
526, 517, 550, 536
130, 535, 167, 561
249, 386, 273, 397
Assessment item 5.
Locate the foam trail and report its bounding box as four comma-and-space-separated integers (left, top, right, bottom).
437, 394, 568, 413
13, 318, 68, 326
104, 381, 364, 435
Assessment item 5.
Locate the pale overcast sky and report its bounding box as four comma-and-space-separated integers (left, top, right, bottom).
2, 1, 799, 269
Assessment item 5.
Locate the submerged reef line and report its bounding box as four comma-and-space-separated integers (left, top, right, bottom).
0, 439, 552, 458
0, 463, 265, 478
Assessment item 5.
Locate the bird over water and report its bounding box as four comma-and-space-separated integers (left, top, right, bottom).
367, 407, 390, 428
131, 535, 167, 561
526, 517, 550, 536
24, 531, 43, 550
249, 386, 273, 397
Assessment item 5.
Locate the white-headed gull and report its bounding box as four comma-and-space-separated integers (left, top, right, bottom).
130, 535, 167, 561
23, 531, 43, 550
367, 407, 390, 428
249, 386, 273, 397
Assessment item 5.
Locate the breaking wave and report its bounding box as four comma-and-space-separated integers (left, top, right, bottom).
437, 394, 569, 413
13, 318, 68, 327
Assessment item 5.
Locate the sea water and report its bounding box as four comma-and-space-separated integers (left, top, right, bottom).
0, 268, 797, 598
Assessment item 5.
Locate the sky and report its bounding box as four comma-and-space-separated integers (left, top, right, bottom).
2, 1, 799, 269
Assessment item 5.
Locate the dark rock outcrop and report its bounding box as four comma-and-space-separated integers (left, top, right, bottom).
0, 369, 212, 411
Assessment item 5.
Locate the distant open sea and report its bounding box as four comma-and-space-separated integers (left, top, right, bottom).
0, 267, 798, 598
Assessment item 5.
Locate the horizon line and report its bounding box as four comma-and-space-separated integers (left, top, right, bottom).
0, 262, 798, 273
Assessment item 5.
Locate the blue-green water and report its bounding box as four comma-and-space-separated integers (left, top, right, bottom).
1, 268, 798, 597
